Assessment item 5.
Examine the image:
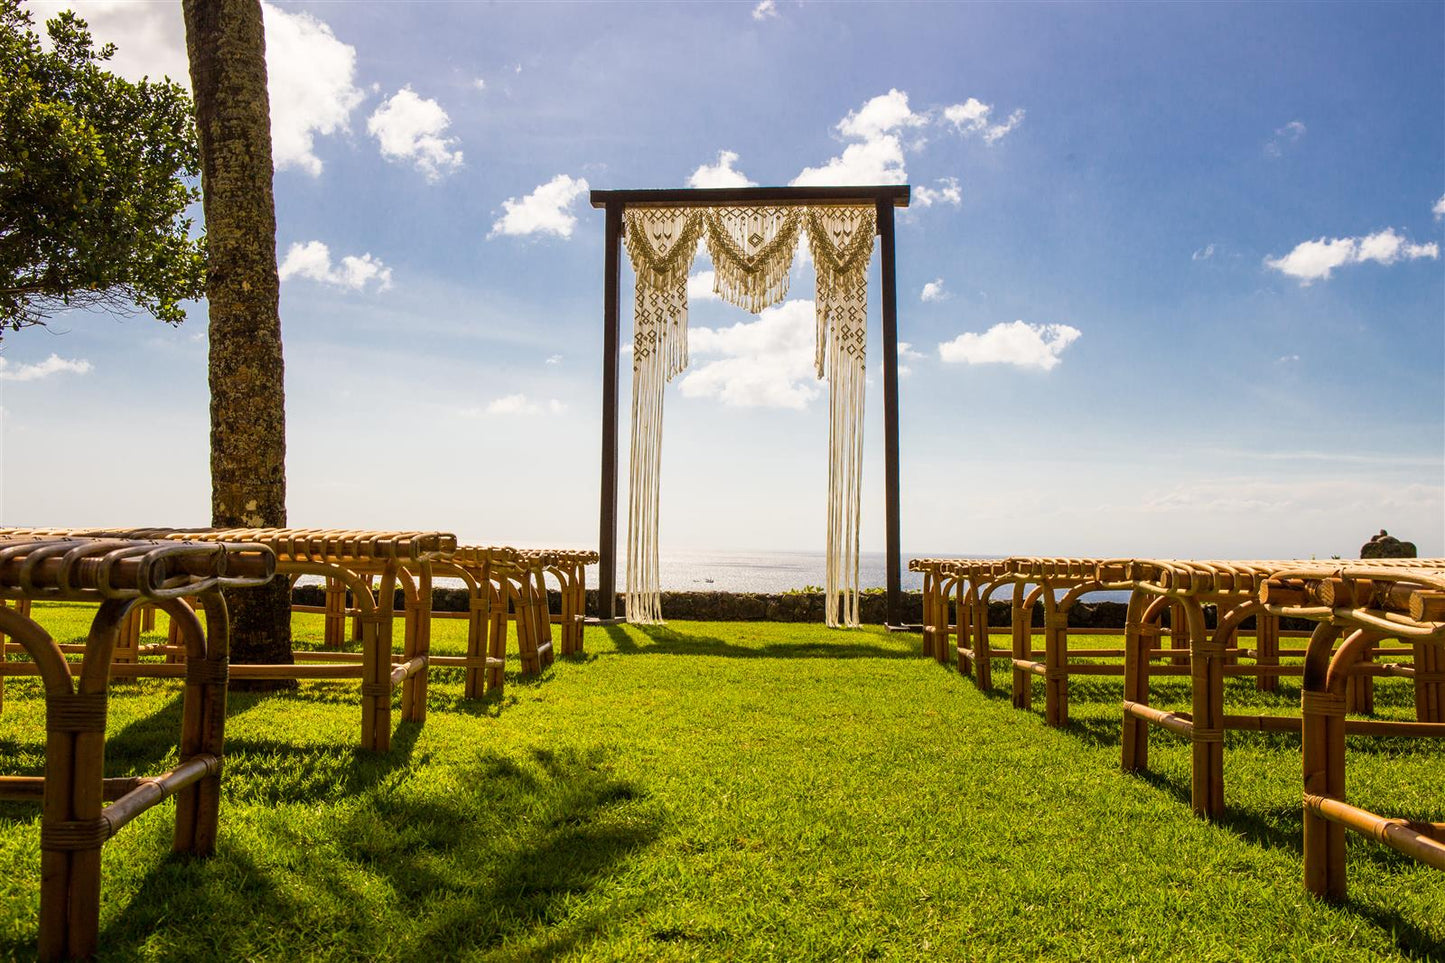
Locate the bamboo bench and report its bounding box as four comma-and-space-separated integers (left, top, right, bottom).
1259, 564, 1445, 899
0, 536, 275, 962
0, 528, 457, 752
910, 555, 1443, 818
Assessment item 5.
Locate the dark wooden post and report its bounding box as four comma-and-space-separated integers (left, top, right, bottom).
877, 199, 902, 626
598, 202, 623, 619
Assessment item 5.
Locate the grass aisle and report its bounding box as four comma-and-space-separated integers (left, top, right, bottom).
0, 608, 1441, 960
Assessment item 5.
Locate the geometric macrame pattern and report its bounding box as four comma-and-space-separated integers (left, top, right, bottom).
623, 204, 878, 628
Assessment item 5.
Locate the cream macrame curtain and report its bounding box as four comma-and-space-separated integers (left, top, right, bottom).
623, 204, 876, 628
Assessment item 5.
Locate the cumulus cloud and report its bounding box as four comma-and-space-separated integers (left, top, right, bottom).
367, 87, 463, 180
278, 241, 392, 292
920, 279, 948, 303
942, 97, 1025, 143
1265, 119, 1307, 158
264, 4, 365, 175
1192, 243, 1216, 261
688, 150, 758, 189
896, 341, 925, 377
680, 300, 822, 409
0, 353, 93, 381
545, 354, 562, 365
752, 0, 778, 20
1435, 195, 1445, 220
913, 176, 962, 208
938, 320, 1081, 371
687, 270, 721, 302
26, 2, 364, 176
792, 89, 925, 186
489, 174, 590, 239
1265, 228, 1439, 283
475, 393, 566, 416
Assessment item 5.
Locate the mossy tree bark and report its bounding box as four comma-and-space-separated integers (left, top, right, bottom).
183, 0, 293, 675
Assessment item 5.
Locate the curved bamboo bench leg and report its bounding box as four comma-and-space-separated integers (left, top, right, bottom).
464, 571, 491, 699
162, 592, 229, 856
973, 587, 993, 691
488, 577, 508, 691
1186, 599, 1225, 818
1417, 641, 1443, 723
1256, 612, 1281, 693
1011, 584, 1029, 710
1302, 623, 1350, 900
1042, 584, 1068, 727
360, 564, 398, 752
1121, 591, 1154, 773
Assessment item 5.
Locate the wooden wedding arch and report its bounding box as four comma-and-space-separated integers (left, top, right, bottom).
590, 185, 910, 626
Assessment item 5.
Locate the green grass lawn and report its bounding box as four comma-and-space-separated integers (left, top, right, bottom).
0, 604, 1441, 961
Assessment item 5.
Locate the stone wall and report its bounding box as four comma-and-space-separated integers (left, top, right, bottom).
291, 585, 1313, 630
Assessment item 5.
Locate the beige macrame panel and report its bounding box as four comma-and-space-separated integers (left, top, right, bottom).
621, 203, 877, 629
704, 207, 802, 313
807, 206, 877, 628
624, 209, 704, 623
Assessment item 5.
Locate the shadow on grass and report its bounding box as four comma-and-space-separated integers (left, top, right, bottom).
603, 624, 914, 661
97, 745, 658, 961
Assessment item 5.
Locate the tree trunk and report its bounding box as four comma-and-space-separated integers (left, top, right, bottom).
183, 0, 293, 675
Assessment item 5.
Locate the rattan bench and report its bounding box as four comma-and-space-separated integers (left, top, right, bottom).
0, 536, 275, 961
1259, 564, 1445, 899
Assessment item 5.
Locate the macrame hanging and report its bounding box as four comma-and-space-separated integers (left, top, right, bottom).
806, 206, 877, 628
705, 207, 802, 313
621, 202, 877, 629
623, 208, 704, 623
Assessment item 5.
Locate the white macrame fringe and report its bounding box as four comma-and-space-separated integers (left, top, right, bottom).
622, 203, 875, 628
825, 338, 865, 628
626, 343, 665, 624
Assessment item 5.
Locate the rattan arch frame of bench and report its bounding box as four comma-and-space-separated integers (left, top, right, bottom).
0, 536, 275, 962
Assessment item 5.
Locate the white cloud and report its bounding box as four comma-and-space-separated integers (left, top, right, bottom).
0, 353, 93, 381
263, 4, 365, 176
1434, 195, 1445, 220
688, 150, 758, 189
920, 279, 948, 303
913, 176, 962, 208
942, 97, 1025, 143
938, 320, 1081, 371
473, 78, 486, 91
1276, 354, 1301, 364
792, 89, 926, 186
896, 341, 925, 377
367, 87, 463, 180
25, 1, 364, 177
1192, 243, 1216, 261
1265, 228, 1439, 283
278, 241, 392, 292
752, 0, 778, 20
480, 393, 562, 416
545, 354, 562, 365
793, 135, 907, 187
836, 89, 927, 141
687, 270, 721, 301
1265, 119, 1307, 158
489, 174, 590, 239
680, 300, 822, 409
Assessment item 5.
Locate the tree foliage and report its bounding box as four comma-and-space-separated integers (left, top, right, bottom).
0, 1, 206, 335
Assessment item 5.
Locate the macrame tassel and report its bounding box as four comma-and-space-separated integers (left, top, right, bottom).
705, 207, 801, 314
808, 206, 876, 629
622, 208, 703, 624
825, 337, 865, 629
626, 342, 665, 624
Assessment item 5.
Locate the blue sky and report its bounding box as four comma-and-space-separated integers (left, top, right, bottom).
4, 0, 1442, 559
